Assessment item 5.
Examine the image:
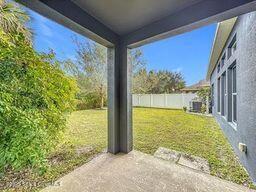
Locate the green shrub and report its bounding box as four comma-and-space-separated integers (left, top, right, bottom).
201, 104, 207, 114
0, 30, 77, 173
76, 92, 106, 110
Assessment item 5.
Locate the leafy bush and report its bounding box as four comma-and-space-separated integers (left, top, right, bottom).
76, 92, 106, 110
197, 87, 210, 105
201, 104, 207, 114
183, 106, 187, 112
0, 30, 77, 173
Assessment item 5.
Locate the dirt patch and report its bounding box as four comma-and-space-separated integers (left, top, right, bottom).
0, 168, 44, 191
48, 150, 69, 165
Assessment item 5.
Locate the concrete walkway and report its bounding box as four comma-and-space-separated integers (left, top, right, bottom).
42, 151, 254, 192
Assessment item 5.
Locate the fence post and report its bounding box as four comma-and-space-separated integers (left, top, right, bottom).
164, 93, 167, 108
181, 93, 185, 107
150, 94, 153, 107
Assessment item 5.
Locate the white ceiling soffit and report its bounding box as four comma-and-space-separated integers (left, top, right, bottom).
206, 17, 237, 80
72, 0, 202, 35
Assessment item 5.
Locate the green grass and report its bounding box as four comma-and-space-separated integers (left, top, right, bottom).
2, 108, 255, 191
0, 110, 108, 192
133, 108, 254, 188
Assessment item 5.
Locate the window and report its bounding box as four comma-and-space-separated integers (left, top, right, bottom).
221, 72, 226, 116
231, 42, 237, 55
231, 65, 237, 123
217, 63, 221, 73
221, 53, 226, 68
211, 84, 214, 107
217, 78, 220, 112
228, 34, 237, 58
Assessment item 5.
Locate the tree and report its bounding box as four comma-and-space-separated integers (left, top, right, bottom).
0, 0, 31, 42
130, 49, 146, 74
133, 69, 185, 94
0, 29, 77, 172
133, 68, 149, 93
156, 70, 185, 93
70, 38, 147, 108
146, 70, 159, 94
0, 2, 77, 172
73, 39, 107, 109
129, 49, 147, 93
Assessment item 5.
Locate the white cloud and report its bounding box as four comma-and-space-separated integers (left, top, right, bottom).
33, 12, 53, 37
66, 54, 76, 61
172, 67, 183, 73
43, 39, 55, 49
40, 23, 53, 37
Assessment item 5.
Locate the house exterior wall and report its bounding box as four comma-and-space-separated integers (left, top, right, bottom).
210, 12, 256, 182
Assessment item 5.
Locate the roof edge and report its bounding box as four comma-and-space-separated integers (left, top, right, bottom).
206, 17, 237, 80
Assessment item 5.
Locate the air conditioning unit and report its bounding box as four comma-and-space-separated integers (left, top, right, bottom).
189, 100, 203, 113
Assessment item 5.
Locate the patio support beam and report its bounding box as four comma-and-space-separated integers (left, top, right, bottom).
119, 44, 133, 153
123, 0, 256, 48
107, 43, 133, 154
107, 47, 120, 153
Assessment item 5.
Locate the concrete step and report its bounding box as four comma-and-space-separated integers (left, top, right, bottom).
154, 147, 210, 174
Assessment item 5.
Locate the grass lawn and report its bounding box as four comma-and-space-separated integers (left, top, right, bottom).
133, 108, 253, 187
2, 108, 254, 191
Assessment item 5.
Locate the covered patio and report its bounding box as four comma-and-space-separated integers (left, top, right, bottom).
41, 151, 252, 192
19, 0, 256, 191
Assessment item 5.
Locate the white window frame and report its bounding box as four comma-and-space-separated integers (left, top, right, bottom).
221, 72, 226, 117
231, 42, 237, 56
211, 83, 214, 107
217, 77, 221, 113
224, 75, 227, 117
217, 63, 221, 73
231, 65, 237, 124
221, 52, 226, 68
228, 34, 237, 59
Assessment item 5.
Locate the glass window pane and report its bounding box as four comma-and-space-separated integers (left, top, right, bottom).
221, 73, 226, 116
218, 78, 220, 112
211, 84, 214, 106
233, 95, 237, 122
233, 66, 236, 93
232, 42, 237, 52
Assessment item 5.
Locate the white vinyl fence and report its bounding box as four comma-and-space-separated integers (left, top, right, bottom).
132, 93, 198, 109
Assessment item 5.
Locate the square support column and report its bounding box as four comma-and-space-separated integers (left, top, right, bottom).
107, 44, 133, 154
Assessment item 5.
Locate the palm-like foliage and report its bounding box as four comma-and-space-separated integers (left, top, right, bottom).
0, 0, 31, 41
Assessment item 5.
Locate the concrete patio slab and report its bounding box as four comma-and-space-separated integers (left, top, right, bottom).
41, 151, 254, 192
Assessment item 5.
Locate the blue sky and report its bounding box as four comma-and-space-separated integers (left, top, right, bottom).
140, 24, 216, 85
29, 9, 216, 86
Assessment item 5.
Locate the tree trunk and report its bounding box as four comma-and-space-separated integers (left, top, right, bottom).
100, 94, 104, 109
100, 85, 104, 109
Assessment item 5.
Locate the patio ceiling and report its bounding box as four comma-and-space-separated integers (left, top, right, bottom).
72, 0, 202, 35
20, 0, 256, 48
